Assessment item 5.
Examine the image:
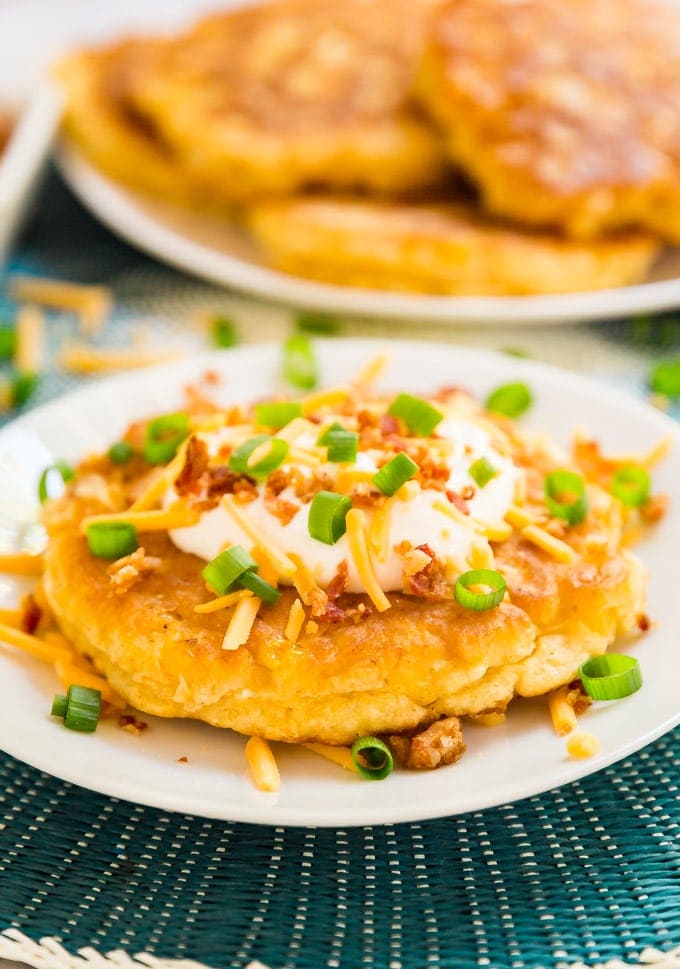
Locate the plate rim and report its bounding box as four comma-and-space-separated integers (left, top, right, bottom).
1, 338, 679, 826
56, 141, 680, 328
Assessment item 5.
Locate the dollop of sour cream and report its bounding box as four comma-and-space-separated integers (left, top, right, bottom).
168, 410, 522, 594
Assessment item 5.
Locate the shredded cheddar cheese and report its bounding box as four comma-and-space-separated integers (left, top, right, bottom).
245, 736, 280, 792
521, 524, 578, 563
288, 553, 324, 608
0, 553, 44, 575
301, 385, 352, 415
54, 659, 119, 704
0, 623, 72, 665
548, 688, 577, 736
221, 494, 296, 579
303, 743, 357, 773
345, 508, 391, 613
80, 501, 200, 534
9, 276, 112, 335
566, 731, 601, 759
60, 344, 180, 374
284, 598, 305, 643
368, 500, 392, 563
433, 499, 469, 527
194, 589, 253, 613
505, 505, 536, 530
354, 354, 389, 393
275, 417, 318, 444
287, 445, 324, 467
129, 440, 190, 512
305, 620, 319, 635
469, 539, 495, 570
221, 595, 261, 651
0, 608, 22, 627
14, 305, 45, 375
336, 468, 376, 491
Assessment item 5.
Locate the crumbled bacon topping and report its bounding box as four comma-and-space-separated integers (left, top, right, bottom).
637, 613, 651, 632
315, 562, 349, 622
446, 490, 470, 515
565, 680, 593, 717
118, 714, 148, 735
21, 594, 42, 635
401, 544, 451, 599
388, 717, 466, 770
640, 494, 669, 524
264, 493, 299, 525
350, 482, 385, 508
175, 436, 210, 496
107, 547, 161, 595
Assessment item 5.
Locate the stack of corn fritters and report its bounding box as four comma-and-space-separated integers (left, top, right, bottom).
58, 0, 680, 295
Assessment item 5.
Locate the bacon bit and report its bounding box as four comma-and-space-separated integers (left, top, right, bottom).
343, 601, 373, 624
566, 679, 593, 717
107, 547, 161, 595
174, 436, 210, 496
401, 547, 432, 577
184, 383, 221, 414
327, 561, 349, 602
316, 601, 346, 623
295, 470, 335, 504
446, 490, 471, 515
20, 594, 42, 635
380, 413, 400, 436
206, 466, 256, 502
460, 485, 476, 502
118, 714, 148, 735
637, 613, 651, 632
350, 482, 385, 508
178, 755, 189, 763
203, 370, 221, 385
403, 544, 451, 599
264, 493, 299, 525
640, 494, 669, 524
388, 717, 466, 770
73, 473, 117, 508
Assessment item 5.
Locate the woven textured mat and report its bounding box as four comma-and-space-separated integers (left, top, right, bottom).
0, 172, 679, 969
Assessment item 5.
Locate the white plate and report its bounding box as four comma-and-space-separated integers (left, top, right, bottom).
57, 143, 680, 327
1, 340, 679, 826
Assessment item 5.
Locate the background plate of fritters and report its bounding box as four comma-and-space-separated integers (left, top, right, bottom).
57, 142, 680, 325
0, 340, 678, 826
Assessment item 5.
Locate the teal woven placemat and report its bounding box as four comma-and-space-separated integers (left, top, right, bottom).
0, 171, 679, 969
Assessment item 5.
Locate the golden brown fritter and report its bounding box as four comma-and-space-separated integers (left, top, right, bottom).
57, 40, 214, 209
417, 0, 680, 240
41, 477, 645, 746
246, 196, 660, 294
65, 0, 449, 205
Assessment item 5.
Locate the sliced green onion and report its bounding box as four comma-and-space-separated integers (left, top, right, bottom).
240, 571, 281, 605
51, 694, 68, 718
485, 382, 533, 418
544, 469, 588, 526
611, 466, 650, 508
308, 491, 352, 545
229, 435, 289, 477
0, 328, 16, 359
454, 569, 506, 611
324, 430, 359, 464
86, 522, 138, 559
388, 393, 443, 437
254, 401, 303, 428
283, 334, 318, 391
317, 421, 345, 445
202, 545, 258, 595
63, 684, 102, 732
351, 736, 394, 780
211, 315, 238, 348
144, 412, 190, 464
11, 372, 38, 407
468, 456, 498, 488
579, 654, 642, 701
649, 358, 680, 399
373, 452, 418, 496
38, 462, 75, 503
295, 311, 341, 335
108, 441, 135, 464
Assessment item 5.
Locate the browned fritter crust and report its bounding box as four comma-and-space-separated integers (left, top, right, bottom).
61, 0, 449, 205
417, 0, 680, 240
246, 196, 659, 295
42, 474, 645, 745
